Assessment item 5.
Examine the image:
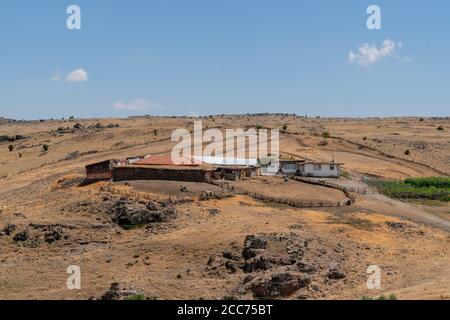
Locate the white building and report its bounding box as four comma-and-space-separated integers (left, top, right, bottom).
298, 162, 342, 178
279, 160, 305, 175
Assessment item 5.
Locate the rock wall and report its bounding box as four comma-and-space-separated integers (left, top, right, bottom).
112, 166, 210, 182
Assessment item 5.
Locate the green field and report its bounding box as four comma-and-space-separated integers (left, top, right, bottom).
374, 177, 450, 202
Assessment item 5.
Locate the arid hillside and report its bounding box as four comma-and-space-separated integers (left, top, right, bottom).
0, 115, 449, 300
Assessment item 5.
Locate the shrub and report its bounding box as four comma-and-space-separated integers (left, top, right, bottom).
282, 124, 288, 131
437, 126, 444, 131
8, 144, 14, 152
361, 294, 398, 300
42, 144, 49, 152
404, 150, 410, 156
322, 131, 331, 139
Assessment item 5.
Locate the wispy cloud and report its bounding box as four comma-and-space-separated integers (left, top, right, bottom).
52, 68, 88, 82
348, 39, 405, 67
113, 98, 159, 111
402, 56, 413, 64
66, 68, 88, 82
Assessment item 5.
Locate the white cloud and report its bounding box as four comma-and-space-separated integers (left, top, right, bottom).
348, 39, 404, 67
66, 68, 88, 82
113, 98, 158, 111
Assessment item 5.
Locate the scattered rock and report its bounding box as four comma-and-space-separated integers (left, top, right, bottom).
1, 223, 16, 236
297, 262, 317, 274
44, 229, 63, 244
199, 191, 225, 201
100, 282, 143, 300
327, 267, 345, 280
208, 209, 221, 216
13, 230, 29, 242
108, 198, 176, 228
386, 222, 407, 230
242, 234, 269, 259
251, 272, 311, 298
243, 255, 272, 273
65, 151, 80, 161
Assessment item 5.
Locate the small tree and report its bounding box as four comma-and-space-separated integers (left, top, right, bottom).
8, 144, 14, 152
42, 144, 49, 152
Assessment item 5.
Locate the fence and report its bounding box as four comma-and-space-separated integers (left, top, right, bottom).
208, 179, 348, 208
291, 176, 357, 204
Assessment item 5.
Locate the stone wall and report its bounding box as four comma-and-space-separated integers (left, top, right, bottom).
112, 166, 210, 182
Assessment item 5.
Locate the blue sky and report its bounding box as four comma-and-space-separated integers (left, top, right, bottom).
0, 0, 449, 119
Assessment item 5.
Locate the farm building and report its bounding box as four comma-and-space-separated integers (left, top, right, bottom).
194, 156, 258, 167
195, 156, 260, 181
112, 165, 214, 183
85, 159, 116, 181
214, 166, 258, 181
259, 157, 280, 176
279, 159, 305, 175
298, 162, 342, 178
109, 155, 214, 182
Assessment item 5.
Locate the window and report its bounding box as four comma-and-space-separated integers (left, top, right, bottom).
330, 165, 335, 170
313, 164, 321, 171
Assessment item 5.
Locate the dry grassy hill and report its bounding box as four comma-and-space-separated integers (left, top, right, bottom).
0, 115, 449, 300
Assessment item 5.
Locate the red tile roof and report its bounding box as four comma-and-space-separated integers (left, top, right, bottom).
133, 155, 202, 166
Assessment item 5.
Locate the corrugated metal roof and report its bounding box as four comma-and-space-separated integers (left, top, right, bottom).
133, 155, 202, 166
194, 156, 258, 166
